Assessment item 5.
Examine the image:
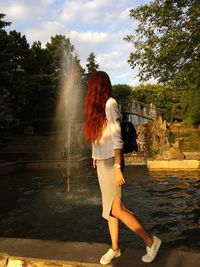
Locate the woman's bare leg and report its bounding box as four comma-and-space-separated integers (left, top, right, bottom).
108, 216, 119, 251
111, 196, 153, 248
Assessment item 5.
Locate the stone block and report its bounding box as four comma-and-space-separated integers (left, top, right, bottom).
7, 259, 24, 267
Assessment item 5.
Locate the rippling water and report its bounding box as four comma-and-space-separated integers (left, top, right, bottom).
0, 165, 199, 249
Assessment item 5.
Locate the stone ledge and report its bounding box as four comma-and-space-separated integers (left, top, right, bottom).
0, 238, 200, 267
147, 159, 200, 171
0, 239, 109, 267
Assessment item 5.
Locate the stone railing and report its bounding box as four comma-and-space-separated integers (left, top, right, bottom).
117, 99, 160, 120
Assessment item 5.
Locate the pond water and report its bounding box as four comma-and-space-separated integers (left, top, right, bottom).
0, 165, 199, 249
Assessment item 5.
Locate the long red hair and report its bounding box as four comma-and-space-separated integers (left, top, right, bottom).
84, 71, 111, 143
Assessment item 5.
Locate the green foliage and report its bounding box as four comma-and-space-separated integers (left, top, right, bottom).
125, 0, 200, 123
85, 52, 99, 77
181, 90, 200, 125
27, 41, 53, 75
112, 84, 132, 99
0, 13, 11, 28
46, 35, 75, 73
0, 15, 85, 129
130, 83, 182, 121
9, 30, 30, 72
166, 130, 176, 145
0, 14, 12, 87
125, 0, 200, 84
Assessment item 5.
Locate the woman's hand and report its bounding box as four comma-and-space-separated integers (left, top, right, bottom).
93, 159, 97, 168
114, 168, 125, 186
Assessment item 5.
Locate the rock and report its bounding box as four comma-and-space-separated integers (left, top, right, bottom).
162, 146, 186, 160
173, 138, 184, 151
0, 255, 8, 267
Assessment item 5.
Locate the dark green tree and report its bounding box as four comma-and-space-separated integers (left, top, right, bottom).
0, 14, 12, 127
27, 41, 52, 75
112, 84, 132, 100
125, 0, 200, 124
85, 52, 99, 78
19, 41, 54, 122
9, 30, 30, 72
7, 30, 31, 120
0, 13, 12, 82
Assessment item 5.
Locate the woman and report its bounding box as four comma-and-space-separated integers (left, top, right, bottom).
84, 71, 161, 265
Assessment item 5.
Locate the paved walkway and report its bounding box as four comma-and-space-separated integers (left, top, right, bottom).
0, 238, 199, 267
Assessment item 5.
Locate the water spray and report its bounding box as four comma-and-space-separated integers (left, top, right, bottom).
67, 175, 70, 193
59, 42, 84, 193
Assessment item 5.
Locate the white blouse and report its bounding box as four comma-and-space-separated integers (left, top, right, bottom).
92, 97, 124, 160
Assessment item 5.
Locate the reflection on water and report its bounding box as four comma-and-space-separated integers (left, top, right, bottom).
0, 165, 199, 249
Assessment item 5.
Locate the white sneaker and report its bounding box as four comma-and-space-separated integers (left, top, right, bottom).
100, 248, 121, 265
142, 236, 162, 263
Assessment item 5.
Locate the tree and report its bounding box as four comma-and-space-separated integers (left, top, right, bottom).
131, 84, 181, 121
85, 52, 99, 79
125, 0, 200, 124
6, 30, 32, 120
0, 14, 13, 127
181, 90, 200, 124
0, 14, 12, 92
112, 84, 132, 99
27, 41, 52, 75
9, 30, 30, 72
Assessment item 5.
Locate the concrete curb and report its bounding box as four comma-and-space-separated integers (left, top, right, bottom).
0, 238, 199, 267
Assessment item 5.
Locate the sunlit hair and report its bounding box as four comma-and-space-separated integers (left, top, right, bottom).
84, 71, 111, 143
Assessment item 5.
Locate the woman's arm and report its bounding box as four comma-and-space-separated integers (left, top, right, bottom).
114, 148, 125, 186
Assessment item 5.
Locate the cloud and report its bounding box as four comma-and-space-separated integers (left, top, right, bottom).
1, 0, 54, 22
58, 0, 131, 25
95, 40, 137, 85
25, 21, 65, 45
69, 30, 110, 44
59, 0, 108, 24
1, 3, 29, 21
40, 0, 54, 6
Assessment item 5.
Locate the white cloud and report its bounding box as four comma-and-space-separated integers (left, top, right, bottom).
1, 0, 54, 22
59, 0, 108, 23
40, 0, 54, 6
25, 21, 65, 45
95, 40, 137, 85
58, 0, 131, 24
1, 3, 29, 21
118, 8, 130, 21
69, 30, 111, 45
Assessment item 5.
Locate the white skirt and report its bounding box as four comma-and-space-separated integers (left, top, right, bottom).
97, 157, 122, 220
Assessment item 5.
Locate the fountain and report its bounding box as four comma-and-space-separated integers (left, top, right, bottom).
54, 45, 88, 192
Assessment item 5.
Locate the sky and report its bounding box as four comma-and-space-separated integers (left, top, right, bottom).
1, 0, 151, 85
